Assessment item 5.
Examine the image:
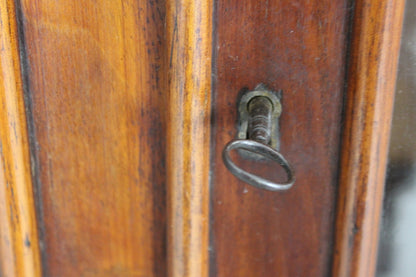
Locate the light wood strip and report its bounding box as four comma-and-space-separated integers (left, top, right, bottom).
0, 0, 42, 276
166, 0, 213, 276
332, 0, 405, 276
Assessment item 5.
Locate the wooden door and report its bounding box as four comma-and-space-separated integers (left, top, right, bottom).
0, 0, 404, 276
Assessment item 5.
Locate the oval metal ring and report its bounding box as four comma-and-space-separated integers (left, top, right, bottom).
222, 139, 295, 191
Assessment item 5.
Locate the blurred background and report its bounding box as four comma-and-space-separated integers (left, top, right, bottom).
376, 1, 416, 276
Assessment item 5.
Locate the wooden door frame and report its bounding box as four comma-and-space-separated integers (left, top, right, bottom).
0, 0, 42, 276
332, 0, 405, 276
166, 0, 213, 277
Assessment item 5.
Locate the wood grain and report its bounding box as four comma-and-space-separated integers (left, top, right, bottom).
0, 0, 42, 276
166, 0, 212, 276
332, 0, 405, 276
211, 0, 349, 276
18, 0, 167, 276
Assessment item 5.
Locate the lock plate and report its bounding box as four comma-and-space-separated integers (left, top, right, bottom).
236, 84, 282, 160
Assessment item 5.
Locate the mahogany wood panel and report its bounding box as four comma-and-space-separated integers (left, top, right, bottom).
332, 0, 405, 276
0, 0, 42, 276
166, 0, 212, 276
211, 0, 349, 276
18, 0, 167, 276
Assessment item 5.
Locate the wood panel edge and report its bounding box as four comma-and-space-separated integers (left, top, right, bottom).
332, 0, 406, 276
166, 0, 213, 277
0, 0, 42, 276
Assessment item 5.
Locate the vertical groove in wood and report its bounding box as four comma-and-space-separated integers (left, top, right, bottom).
332, 0, 405, 276
166, 0, 212, 276
0, 0, 42, 276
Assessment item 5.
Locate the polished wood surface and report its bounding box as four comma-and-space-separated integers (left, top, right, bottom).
0, 0, 42, 276
332, 0, 405, 276
18, 0, 167, 275
166, 0, 212, 276
1, 0, 405, 276
211, 0, 349, 276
